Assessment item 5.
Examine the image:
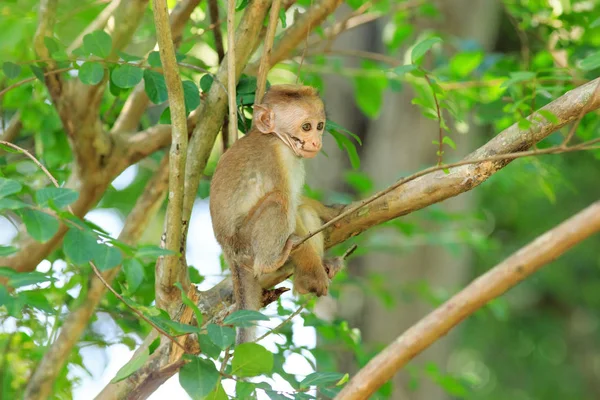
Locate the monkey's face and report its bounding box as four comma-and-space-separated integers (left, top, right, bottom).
275, 101, 326, 159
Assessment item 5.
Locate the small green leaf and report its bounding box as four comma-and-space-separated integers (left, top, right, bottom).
392, 64, 417, 76
329, 129, 360, 169
0, 198, 24, 211
147, 51, 162, 67
175, 282, 203, 327
300, 372, 346, 389
179, 358, 220, 398
111, 64, 143, 88
143, 70, 168, 104
0, 178, 22, 198
411, 36, 442, 63
159, 107, 171, 124
442, 136, 456, 150
579, 51, 600, 71
135, 245, 177, 259
237, 75, 257, 94
200, 74, 214, 92
20, 209, 59, 242
93, 245, 123, 271
8, 271, 54, 288
183, 80, 201, 113
123, 258, 145, 293
198, 334, 222, 359
207, 324, 236, 349
206, 382, 227, 400
500, 71, 536, 88
231, 343, 274, 377
79, 62, 105, 85
223, 310, 270, 327
35, 187, 79, 209
0, 245, 18, 256
83, 30, 112, 58
111, 348, 149, 383
538, 109, 559, 124
118, 52, 143, 62
63, 228, 100, 265
30, 65, 45, 82
2, 62, 21, 79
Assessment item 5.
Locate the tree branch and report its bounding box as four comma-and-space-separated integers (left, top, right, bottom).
255, 0, 282, 103
152, 0, 190, 312
245, 0, 344, 75
335, 200, 600, 400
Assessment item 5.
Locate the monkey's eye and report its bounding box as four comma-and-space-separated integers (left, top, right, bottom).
302, 123, 312, 132
317, 122, 324, 130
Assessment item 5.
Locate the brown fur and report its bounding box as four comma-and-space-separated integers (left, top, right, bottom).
209, 85, 339, 343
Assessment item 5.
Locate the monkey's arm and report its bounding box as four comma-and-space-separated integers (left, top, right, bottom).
300, 196, 345, 223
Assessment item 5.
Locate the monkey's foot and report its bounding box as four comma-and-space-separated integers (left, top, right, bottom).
294, 266, 329, 297
323, 257, 344, 279
253, 234, 298, 276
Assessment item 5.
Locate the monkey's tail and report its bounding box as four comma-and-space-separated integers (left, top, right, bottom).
230, 263, 262, 343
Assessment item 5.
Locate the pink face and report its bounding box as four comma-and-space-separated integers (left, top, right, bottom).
274, 100, 326, 159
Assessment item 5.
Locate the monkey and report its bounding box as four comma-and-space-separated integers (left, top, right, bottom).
209, 84, 343, 343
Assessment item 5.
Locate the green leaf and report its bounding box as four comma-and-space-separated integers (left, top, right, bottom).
179, 358, 220, 398
147, 51, 162, 67
30, 65, 45, 82
20, 209, 59, 242
123, 258, 145, 293
143, 70, 168, 104
206, 382, 227, 400
175, 282, 203, 327
79, 62, 105, 85
92, 245, 123, 271
442, 136, 456, 150
198, 334, 222, 359
500, 71, 536, 88
354, 62, 387, 118
35, 187, 79, 209
325, 120, 362, 145
579, 51, 600, 71
146, 310, 200, 335
0, 198, 29, 210
118, 52, 143, 62
63, 228, 100, 265
300, 372, 346, 388
111, 64, 143, 88
237, 75, 257, 94
135, 245, 177, 259
207, 324, 236, 349
223, 310, 270, 327
200, 74, 214, 92
0, 178, 22, 198
8, 271, 54, 288
83, 30, 112, 58
538, 109, 559, 124
411, 36, 442, 63
231, 343, 274, 377
183, 80, 201, 113
2, 62, 21, 79
0, 245, 18, 256
449, 52, 483, 77
111, 348, 149, 383
329, 129, 360, 169
392, 64, 417, 76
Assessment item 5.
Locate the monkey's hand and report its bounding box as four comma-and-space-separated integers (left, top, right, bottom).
294, 266, 330, 297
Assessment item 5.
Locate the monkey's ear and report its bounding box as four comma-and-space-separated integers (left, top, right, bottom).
253, 104, 275, 134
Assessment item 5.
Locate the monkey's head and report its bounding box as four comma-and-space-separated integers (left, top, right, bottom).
253, 84, 326, 159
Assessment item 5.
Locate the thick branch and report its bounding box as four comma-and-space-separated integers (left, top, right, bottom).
326, 78, 600, 246
152, 0, 190, 311
335, 200, 600, 400
24, 157, 171, 400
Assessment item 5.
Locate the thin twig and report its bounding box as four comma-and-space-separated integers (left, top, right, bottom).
254, 301, 307, 342
0, 141, 59, 187
226, 0, 238, 145
0, 67, 73, 99
256, 0, 282, 103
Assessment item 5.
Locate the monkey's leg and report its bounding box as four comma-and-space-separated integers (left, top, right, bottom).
241, 191, 296, 276
290, 204, 332, 297
300, 196, 345, 222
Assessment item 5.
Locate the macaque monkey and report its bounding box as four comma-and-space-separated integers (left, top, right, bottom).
209, 85, 343, 342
